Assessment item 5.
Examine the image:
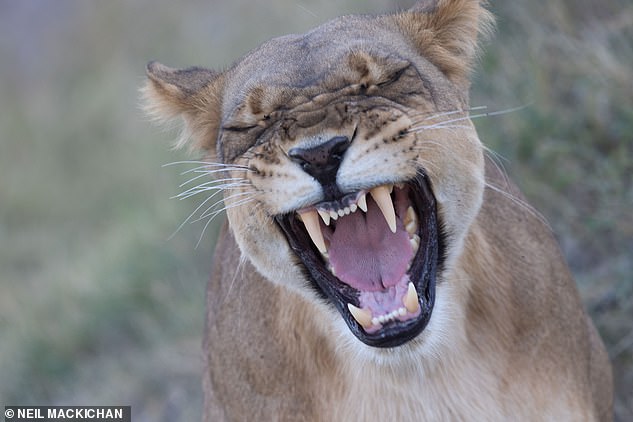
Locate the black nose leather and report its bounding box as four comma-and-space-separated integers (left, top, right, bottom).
288, 136, 350, 191
288, 136, 350, 182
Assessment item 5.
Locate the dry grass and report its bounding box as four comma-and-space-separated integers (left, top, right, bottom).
0, 0, 630, 420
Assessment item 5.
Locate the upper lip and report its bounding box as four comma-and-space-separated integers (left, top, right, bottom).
275, 174, 440, 348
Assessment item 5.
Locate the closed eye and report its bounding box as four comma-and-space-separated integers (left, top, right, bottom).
222, 125, 257, 133
377, 66, 409, 87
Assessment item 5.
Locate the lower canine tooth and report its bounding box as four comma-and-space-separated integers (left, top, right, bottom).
404, 282, 420, 313
406, 220, 417, 235
410, 234, 420, 254
348, 303, 373, 329
298, 210, 327, 253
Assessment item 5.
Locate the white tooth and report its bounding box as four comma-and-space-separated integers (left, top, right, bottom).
343, 207, 351, 215
406, 220, 417, 235
371, 317, 380, 326
398, 307, 407, 316
330, 210, 339, 221
298, 210, 327, 253
378, 315, 386, 324
350, 203, 358, 213
370, 185, 397, 233
395, 183, 405, 189
357, 193, 368, 212
404, 282, 420, 313
404, 206, 416, 227
348, 303, 373, 329
338, 209, 345, 217
410, 234, 420, 254
318, 209, 331, 226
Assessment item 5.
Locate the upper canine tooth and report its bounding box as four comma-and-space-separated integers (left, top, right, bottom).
317, 209, 331, 226
347, 303, 373, 329
403, 282, 420, 313
357, 193, 368, 212
370, 185, 397, 233
298, 210, 327, 253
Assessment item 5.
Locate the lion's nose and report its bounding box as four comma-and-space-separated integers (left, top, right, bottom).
288, 136, 351, 189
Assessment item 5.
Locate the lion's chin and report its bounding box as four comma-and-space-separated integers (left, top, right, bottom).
276, 174, 443, 348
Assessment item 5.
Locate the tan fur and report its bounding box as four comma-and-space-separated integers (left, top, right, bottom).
144, 0, 612, 420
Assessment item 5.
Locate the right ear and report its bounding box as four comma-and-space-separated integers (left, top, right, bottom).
142, 61, 224, 152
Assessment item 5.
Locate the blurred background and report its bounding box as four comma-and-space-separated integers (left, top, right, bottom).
0, 0, 631, 420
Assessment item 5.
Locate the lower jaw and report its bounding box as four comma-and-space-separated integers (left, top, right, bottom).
345, 267, 436, 348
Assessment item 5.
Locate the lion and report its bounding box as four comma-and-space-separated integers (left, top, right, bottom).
143, 0, 613, 420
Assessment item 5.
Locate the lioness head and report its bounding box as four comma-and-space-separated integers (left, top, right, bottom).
145, 0, 492, 349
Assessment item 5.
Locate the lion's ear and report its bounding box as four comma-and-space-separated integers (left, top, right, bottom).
394, 0, 494, 84
143, 61, 223, 152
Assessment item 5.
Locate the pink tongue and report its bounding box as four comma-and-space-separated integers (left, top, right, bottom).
326, 197, 413, 292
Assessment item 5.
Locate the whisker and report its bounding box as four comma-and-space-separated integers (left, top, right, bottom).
194, 191, 259, 222
408, 125, 473, 138
175, 185, 251, 201
163, 160, 251, 169
416, 105, 488, 122
194, 195, 262, 249
206, 195, 262, 219
163, 159, 258, 243
180, 166, 252, 178
408, 105, 487, 119
484, 182, 551, 229
173, 181, 251, 200
408, 104, 530, 133
179, 175, 247, 189
407, 157, 440, 173
482, 147, 512, 188
413, 139, 448, 149
168, 191, 227, 241
179, 171, 211, 186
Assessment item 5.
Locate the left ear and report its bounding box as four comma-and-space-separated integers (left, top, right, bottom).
142, 61, 224, 152
391, 0, 494, 85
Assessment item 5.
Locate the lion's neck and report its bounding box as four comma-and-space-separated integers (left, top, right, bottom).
330, 352, 504, 421
276, 273, 505, 422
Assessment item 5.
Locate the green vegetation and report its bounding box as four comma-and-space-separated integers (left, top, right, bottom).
1, 1, 630, 420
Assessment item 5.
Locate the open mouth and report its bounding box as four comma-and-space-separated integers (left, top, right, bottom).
276, 174, 440, 348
